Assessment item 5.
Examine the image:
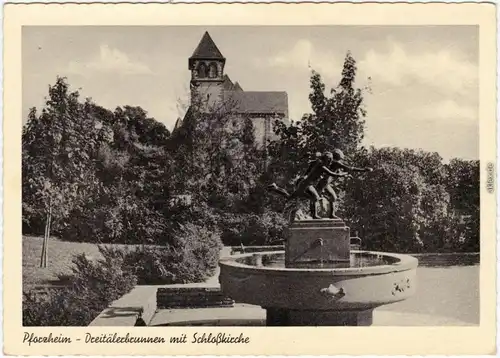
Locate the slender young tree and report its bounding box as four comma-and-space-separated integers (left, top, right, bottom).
23, 77, 103, 267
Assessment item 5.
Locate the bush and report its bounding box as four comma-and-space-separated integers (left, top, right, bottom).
125, 223, 223, 284
23, 246, 137, 326
220, 210, 287, 246
59, 193, 167, 244
162, 201, 220, 237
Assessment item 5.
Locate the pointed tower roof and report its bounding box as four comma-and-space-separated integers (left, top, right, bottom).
189, 32, 225, 68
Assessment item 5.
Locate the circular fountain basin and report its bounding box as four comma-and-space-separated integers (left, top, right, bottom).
219, 250, 418, 312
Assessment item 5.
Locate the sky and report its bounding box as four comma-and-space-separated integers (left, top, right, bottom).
22, 26, 478, 161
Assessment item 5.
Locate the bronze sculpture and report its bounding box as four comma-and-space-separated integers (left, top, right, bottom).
268, 149, 372, 220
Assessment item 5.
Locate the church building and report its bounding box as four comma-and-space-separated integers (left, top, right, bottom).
174, 31, 289, 147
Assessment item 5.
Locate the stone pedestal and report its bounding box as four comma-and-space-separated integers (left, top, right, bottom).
266, 308, 373, 326
285, 219, 350, 267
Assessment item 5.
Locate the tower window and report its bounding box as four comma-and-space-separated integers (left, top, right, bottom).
208, 63, 218, 78
198, 63, 207, 78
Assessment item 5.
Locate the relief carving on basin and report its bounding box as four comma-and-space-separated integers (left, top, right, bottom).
219, 251, 418, 311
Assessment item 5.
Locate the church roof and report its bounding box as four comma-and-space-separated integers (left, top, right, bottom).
224, 90, 288, 115
222, 74, 244, 92
189, 32, 225, 63
233, 82, 243, 91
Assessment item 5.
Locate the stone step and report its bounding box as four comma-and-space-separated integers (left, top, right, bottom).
157, 287, 235, 309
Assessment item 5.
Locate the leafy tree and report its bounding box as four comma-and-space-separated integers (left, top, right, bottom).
22, 77, 104, 267
446, 159, 480, 213
355, 147, 446, 186
60, 104, 173, 244
267, 52, 370, 189
168, 96, 263, 212
113, 105, 170, 149
342, 147, 477, 253
303, 54, 368, 155
445, 159, 480, 251
342, 150, 427, 252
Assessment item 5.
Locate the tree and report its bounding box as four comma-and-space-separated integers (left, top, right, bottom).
167, 96, 263, 212
445, 159, 480, 251
342, 149, 427, 252
59, 103, 174, 245
267, 52, 370, 191
22, 77, 104, 267
303, 53, 368, 155
341, 147, 475, 253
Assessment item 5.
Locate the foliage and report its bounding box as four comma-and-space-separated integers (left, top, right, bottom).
22, 78, 111, 266
445, 159, 480, 213
219, 210, 288, 246
342, 147, 479, 253
343, 158, 427, 252
445, 159, 480, 251
59, 184, 167, 244
23, 246, 137, 326
168, 98, 264, 211
22, 77, 174, 246
266, 52, 370, 186
22, 78, 107, 232
22, 59, 480, 262
124, 223, 222, 284
161, 200, 220, 238
263, 51, 479, 253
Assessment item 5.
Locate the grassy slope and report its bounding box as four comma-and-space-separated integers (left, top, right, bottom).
22, 236, 104, 289
23, 236, 156, 290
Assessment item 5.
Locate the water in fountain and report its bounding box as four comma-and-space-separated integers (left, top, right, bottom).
238, 251, 397, 269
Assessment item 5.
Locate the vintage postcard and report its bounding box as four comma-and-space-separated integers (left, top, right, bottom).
3, 2, 497, 356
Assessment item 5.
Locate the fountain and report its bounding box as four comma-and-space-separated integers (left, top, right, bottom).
218, 150, 418, 326
219, 218, 418, 326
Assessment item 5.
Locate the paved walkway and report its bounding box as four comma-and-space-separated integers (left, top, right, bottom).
150, 305, 473, 326
89, 247, 231, 326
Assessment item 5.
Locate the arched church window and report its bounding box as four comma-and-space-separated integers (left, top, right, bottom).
208, 63, 218, 78
198, 63, 207, 78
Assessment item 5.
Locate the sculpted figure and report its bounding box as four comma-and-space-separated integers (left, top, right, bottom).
268, 149, 373, 220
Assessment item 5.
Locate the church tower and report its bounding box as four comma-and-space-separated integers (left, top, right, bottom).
188, 32, 226, 110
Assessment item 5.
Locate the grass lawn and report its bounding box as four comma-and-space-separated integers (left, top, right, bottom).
23, 236, 104, 289
22, 236, 142, 290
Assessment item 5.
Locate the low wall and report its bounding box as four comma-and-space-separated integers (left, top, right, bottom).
89, 247, 233, 326
89, 285, 158, 327
411, 252, 479, 267
157, 287, 234, 309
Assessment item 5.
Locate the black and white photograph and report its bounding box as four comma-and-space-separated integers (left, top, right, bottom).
4, 2, 497, 356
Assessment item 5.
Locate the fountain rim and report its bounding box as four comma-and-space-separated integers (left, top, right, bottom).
219, 250, 418, 276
